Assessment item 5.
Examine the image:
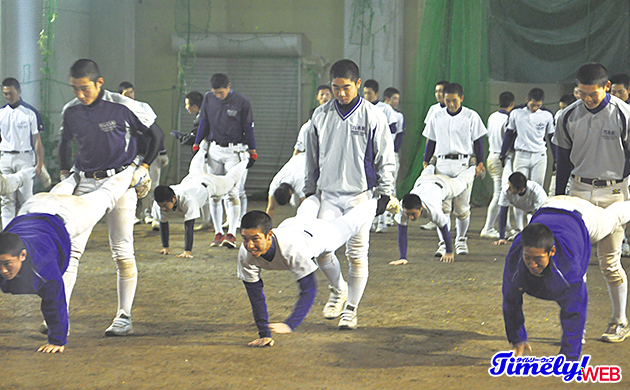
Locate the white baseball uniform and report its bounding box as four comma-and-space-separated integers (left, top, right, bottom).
483, 109, 510, 232
498, 180, 548, 214
268, 153, 306, 208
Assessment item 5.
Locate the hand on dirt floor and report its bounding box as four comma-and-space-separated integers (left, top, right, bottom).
156, 248, 171, 255
492, 239, 507, 246
389, 259, 408, 266
270, 323, 292, 334
176, 251, 194, 258
512, 342, 532, 357
248, 337, 275, 347
38, 344, 65, 354
440, 253, 455, 263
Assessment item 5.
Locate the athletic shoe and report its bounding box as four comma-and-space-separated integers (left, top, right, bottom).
151, 221, 160, 231
210, 233, 224, 247
455, 237, 469, 255
133, 217, 141, 225
39, 320, 49, 335
222, 220, 230, 229
323, 284, 348, 319
434, 241, 446, 257
105, 312, 134, 336
421, 221, 437, 230
338, 303, 358, 330
622, 238, 630, 257
221, 233, 237, 248
601, 322, 630, 343
374, 223, 388, 233
480, 228, 500, 239
194, 222, 212, 231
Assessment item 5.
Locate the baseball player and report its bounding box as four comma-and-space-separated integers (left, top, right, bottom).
503, 195, 630, 360
554, 62, 630, 343
383, 87, 405, 228
172, 91, 204, 146
423, 82, 487, 256
118, 81, 170, 226
419, 80, 449, 231
391, 163, 476, 266
153, 159, 247, 258
1, 164, 137, 353
492, 171, 548, 245
480, 92, 515, 239
193, 73, 256, 248
266, 153, 305, 219
239, 197, 378, 347
294, 85, 332, 156
610, 73, 630, 104
55, 59, 163, 337
363, 79, 400, 233
304, 59, 396, 330
0, 78, 45, 228
500, 88, 555, 187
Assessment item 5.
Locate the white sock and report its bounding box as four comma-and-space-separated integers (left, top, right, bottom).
226, 198, 240, 235
210, 198, 224, 235
347, 275, 368, 308
608, 279, 628, 324
240, 194, 248, 219
116, 259, 138, 316
456, 216, 470, 239
317, 252, 345, 290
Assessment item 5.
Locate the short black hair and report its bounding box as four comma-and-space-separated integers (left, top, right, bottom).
273, 183, 293, 206
330, 59, 360, 83
521, 223, 555, 253
610, 73, 630, 88
364, 79, 379, 93
401, 193, 422, 211
443, 83, 463, 97
508, 171, 528, 190
118, 81, 134, 94
70, 59, 101, 83
498, 91, 515, 108
185, 91, 204, 107
527, 88, 545, 102
436, 80, 449, 87
210, 73, 230, 89
0, 232, 26, 257
2, 77, 21, 91
241, 210, 273, 235
316, 85, 331, 93
383, 87, 400, 99
559, 93, 577, 106
154, 185, 175, 203
576, 62, 608, 87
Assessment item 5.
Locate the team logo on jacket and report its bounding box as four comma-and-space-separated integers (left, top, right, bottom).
16, 121, 29, 129
351, 125, 367, 136
602, 129, 617, 140
99, 120, 117, 133
227, 109, 238, 117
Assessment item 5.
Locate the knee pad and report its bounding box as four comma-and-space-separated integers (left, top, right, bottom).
347, 257, 369, 278
115, 258, 138, 280
455, 208, 471, 220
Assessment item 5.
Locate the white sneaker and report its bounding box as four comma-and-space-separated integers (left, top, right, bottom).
434, 241, 446, 257
374, 223, 388, 233
480, 228, 500, 239
105, 311, 134, 336
421, 221, 437, 230
323, 284, 348, 319
622, 239, 630, 257
455, 237, 469, 255
194, 222, 212, 231
133, 217, 141, 225
151, 220, 160, 231
338, 303, 358, 330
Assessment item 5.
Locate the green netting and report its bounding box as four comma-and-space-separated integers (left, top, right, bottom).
398, 0, 491, 203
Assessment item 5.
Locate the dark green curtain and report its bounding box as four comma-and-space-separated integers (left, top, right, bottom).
399, 0, 491, 202
488, 0, 630, 83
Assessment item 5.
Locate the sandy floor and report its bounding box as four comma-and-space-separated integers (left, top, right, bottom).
0, 201, 628, 389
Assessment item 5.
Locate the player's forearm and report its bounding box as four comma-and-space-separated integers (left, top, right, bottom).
503, 290, 527, 345
140, 122, 165, 166
394, 131, 404, 153
500, 130, 516, 157
159, 222, 169, 248
439, 225, 453, 253
473, 137, 484, 163
39, 281, 69, 346
424, 139, 436, 162
558, 285, 588, 361
33, 134, 44, 167
243, 280, 271, 338
398, 224, 408, 259
555, 146, 573, 195
193, 118, 207, 145
184, 219, 195, 252
498, 207, 508, 239
266, 196, 276, 218
243, 123, 256, 150
58, 138, 73, 171
284, 272, 317, 330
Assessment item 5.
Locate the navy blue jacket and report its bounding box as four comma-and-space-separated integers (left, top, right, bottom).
195, 90, 256, 149
0, 214, 71, 346
503, 207, 590, 360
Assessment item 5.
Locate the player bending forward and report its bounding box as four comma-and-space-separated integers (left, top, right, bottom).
0, 165, 138, 353
503, 195, 630, 360
239, 197, 383, 346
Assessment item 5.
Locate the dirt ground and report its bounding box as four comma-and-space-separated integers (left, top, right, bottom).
1, 201, 629, 389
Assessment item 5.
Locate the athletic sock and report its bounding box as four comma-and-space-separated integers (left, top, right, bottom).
210, 198, 224, 235
317, 253, 345, 290
456, 216, 470, 239
347, 275, 368, 307
608, 279, 628, 324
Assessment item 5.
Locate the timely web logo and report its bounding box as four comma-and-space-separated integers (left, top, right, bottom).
488, 351, 621, 383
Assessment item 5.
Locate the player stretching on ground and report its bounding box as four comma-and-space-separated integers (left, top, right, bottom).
503, 196, 630, 360
266, 152, 306, 220
240, 197, 379, 347
0, 165, 137, 353
304, 59, 396, 329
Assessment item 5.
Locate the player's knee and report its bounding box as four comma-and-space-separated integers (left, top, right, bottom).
115, 258, 138, 279
317, 251, 334, 265
347, 259, 368, 278
454, 209, 471, 220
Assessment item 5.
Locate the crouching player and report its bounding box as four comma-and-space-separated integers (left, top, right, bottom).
503, 195, 630, 360
239, 197, 380, 347
0, 165, 138, 353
